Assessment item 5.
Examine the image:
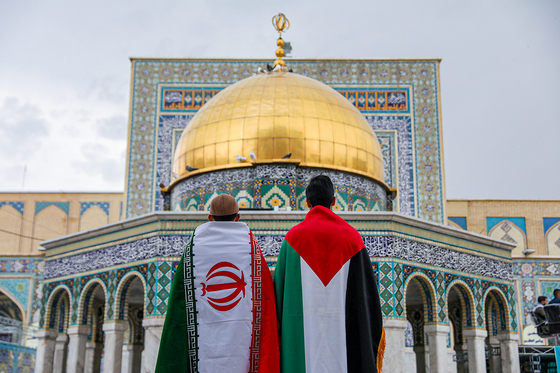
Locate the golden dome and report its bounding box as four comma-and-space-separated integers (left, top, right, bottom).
172, 71, 385, 185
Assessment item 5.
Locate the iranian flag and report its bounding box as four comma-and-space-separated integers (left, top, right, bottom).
274, 206, 385, 373
156, 222, 279, 373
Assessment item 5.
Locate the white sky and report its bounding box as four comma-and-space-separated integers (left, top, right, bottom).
0, 0, 559, 199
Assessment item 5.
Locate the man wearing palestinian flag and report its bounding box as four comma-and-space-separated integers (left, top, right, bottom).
155, 195, 280, 373
274, 175, 385, 373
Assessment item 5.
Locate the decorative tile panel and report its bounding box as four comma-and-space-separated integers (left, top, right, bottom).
156, 262, 173, 315
0, 278, 29, 311
147, 263, 157, 316
80, 202, 110, 216
35, 202, 70, 215
44, 235, 190, 279
364, 236, 512, 281
0, 202, 24, 215
105, 271, 118, 320
169, 165, 387, 212
448, 217, 467, 230
70, 279, 80, 325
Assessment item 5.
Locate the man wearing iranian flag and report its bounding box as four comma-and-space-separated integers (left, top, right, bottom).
155, 194, 279, 373
274, 175, 385, 373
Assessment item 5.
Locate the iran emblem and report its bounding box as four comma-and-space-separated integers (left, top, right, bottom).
201, 262, 247, 311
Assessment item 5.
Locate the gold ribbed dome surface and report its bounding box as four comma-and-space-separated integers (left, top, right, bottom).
172, 71, 384, 183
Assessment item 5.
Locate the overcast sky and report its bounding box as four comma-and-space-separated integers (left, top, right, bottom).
0, 0, 558, 200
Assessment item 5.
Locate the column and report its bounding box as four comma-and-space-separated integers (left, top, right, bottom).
463, 329, 487, 373
487, 337, 502, 373
424, 324, 450, 373
382, 319, 408, 373
103, 322, 127, 373
84, 343, 96, 373
497, 333, 521, 373
52, 334, 69, 373
122, 344, 144, 373
413, 345, 427, 373
122, 345, 133, 373
66, 325, 90, 373
141, 318, 164, 373
35, 330, 58, 373
84, 342, 103, 373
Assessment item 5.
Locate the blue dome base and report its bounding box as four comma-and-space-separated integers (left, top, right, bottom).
169, 165, 389, 212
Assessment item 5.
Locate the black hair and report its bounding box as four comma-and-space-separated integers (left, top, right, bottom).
211, 213, 239, 221
554, 289, 560, 298
538, 296, 548, 304
305, 175, 334, 209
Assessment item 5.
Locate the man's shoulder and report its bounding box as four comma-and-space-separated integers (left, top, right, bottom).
285, 209, 363, 252
195, 221, 249, 234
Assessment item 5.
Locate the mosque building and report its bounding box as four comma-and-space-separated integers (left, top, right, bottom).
0, 15, 557, 373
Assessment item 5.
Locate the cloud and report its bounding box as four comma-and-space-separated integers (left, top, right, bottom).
95, 115, 127, 140
77, 75, 128, 104
0, 97, 50, 159
71, 143, 125, 185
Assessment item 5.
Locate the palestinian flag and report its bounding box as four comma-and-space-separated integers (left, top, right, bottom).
274, 206, 385, 373
156, 222, 279, 373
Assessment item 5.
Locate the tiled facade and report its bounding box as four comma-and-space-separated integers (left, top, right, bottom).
0, 192, 123, 348
39, 212, 514, 330
125, 59, 446, 224
447, 200, 560, 346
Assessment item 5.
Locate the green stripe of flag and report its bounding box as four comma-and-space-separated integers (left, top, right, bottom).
275, 240, 306, 373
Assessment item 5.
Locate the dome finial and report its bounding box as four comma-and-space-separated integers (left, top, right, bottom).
272, 13, 290, 68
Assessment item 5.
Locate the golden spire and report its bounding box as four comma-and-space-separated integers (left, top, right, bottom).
272, 13, 290, 68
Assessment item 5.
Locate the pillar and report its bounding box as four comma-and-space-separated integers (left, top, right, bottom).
35, 330, 58, 373
487, 337, 502, 373
103, 322, 127, 373
424, 324, 449, 373
84, 342, 103, 373
122, 344, 143, 373
141, 318, 164, 373
463, 329, 487, 373
382, 319, 408, 373
453, 345, 467, 373
52, 333, 69, 373
497, 333, 520, 373
66, 326, 90, 373
413, 345, 427, 373
84, 343, 96, 373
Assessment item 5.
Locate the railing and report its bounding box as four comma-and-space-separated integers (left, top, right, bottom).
0, 341, 35, 373
453, 351, 468, 362
0, 316, 37, 345
0, 316, 37, 372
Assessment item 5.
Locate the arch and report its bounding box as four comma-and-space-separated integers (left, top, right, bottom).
546, 221, 560, 256
45, 285, 72, 332
33, 205, 68, 250
482, 286, 510, 334
124, 304, 144, 345
404, 271, 437, 323
79, 205, 109, 232
115, 271, 147, 321
488, 219, 526, 257
0, 286, 26, 321
446, 279, 476, 329
78, 278, 108, 325
0, 205, 23, 254
447, 220, 464, 231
